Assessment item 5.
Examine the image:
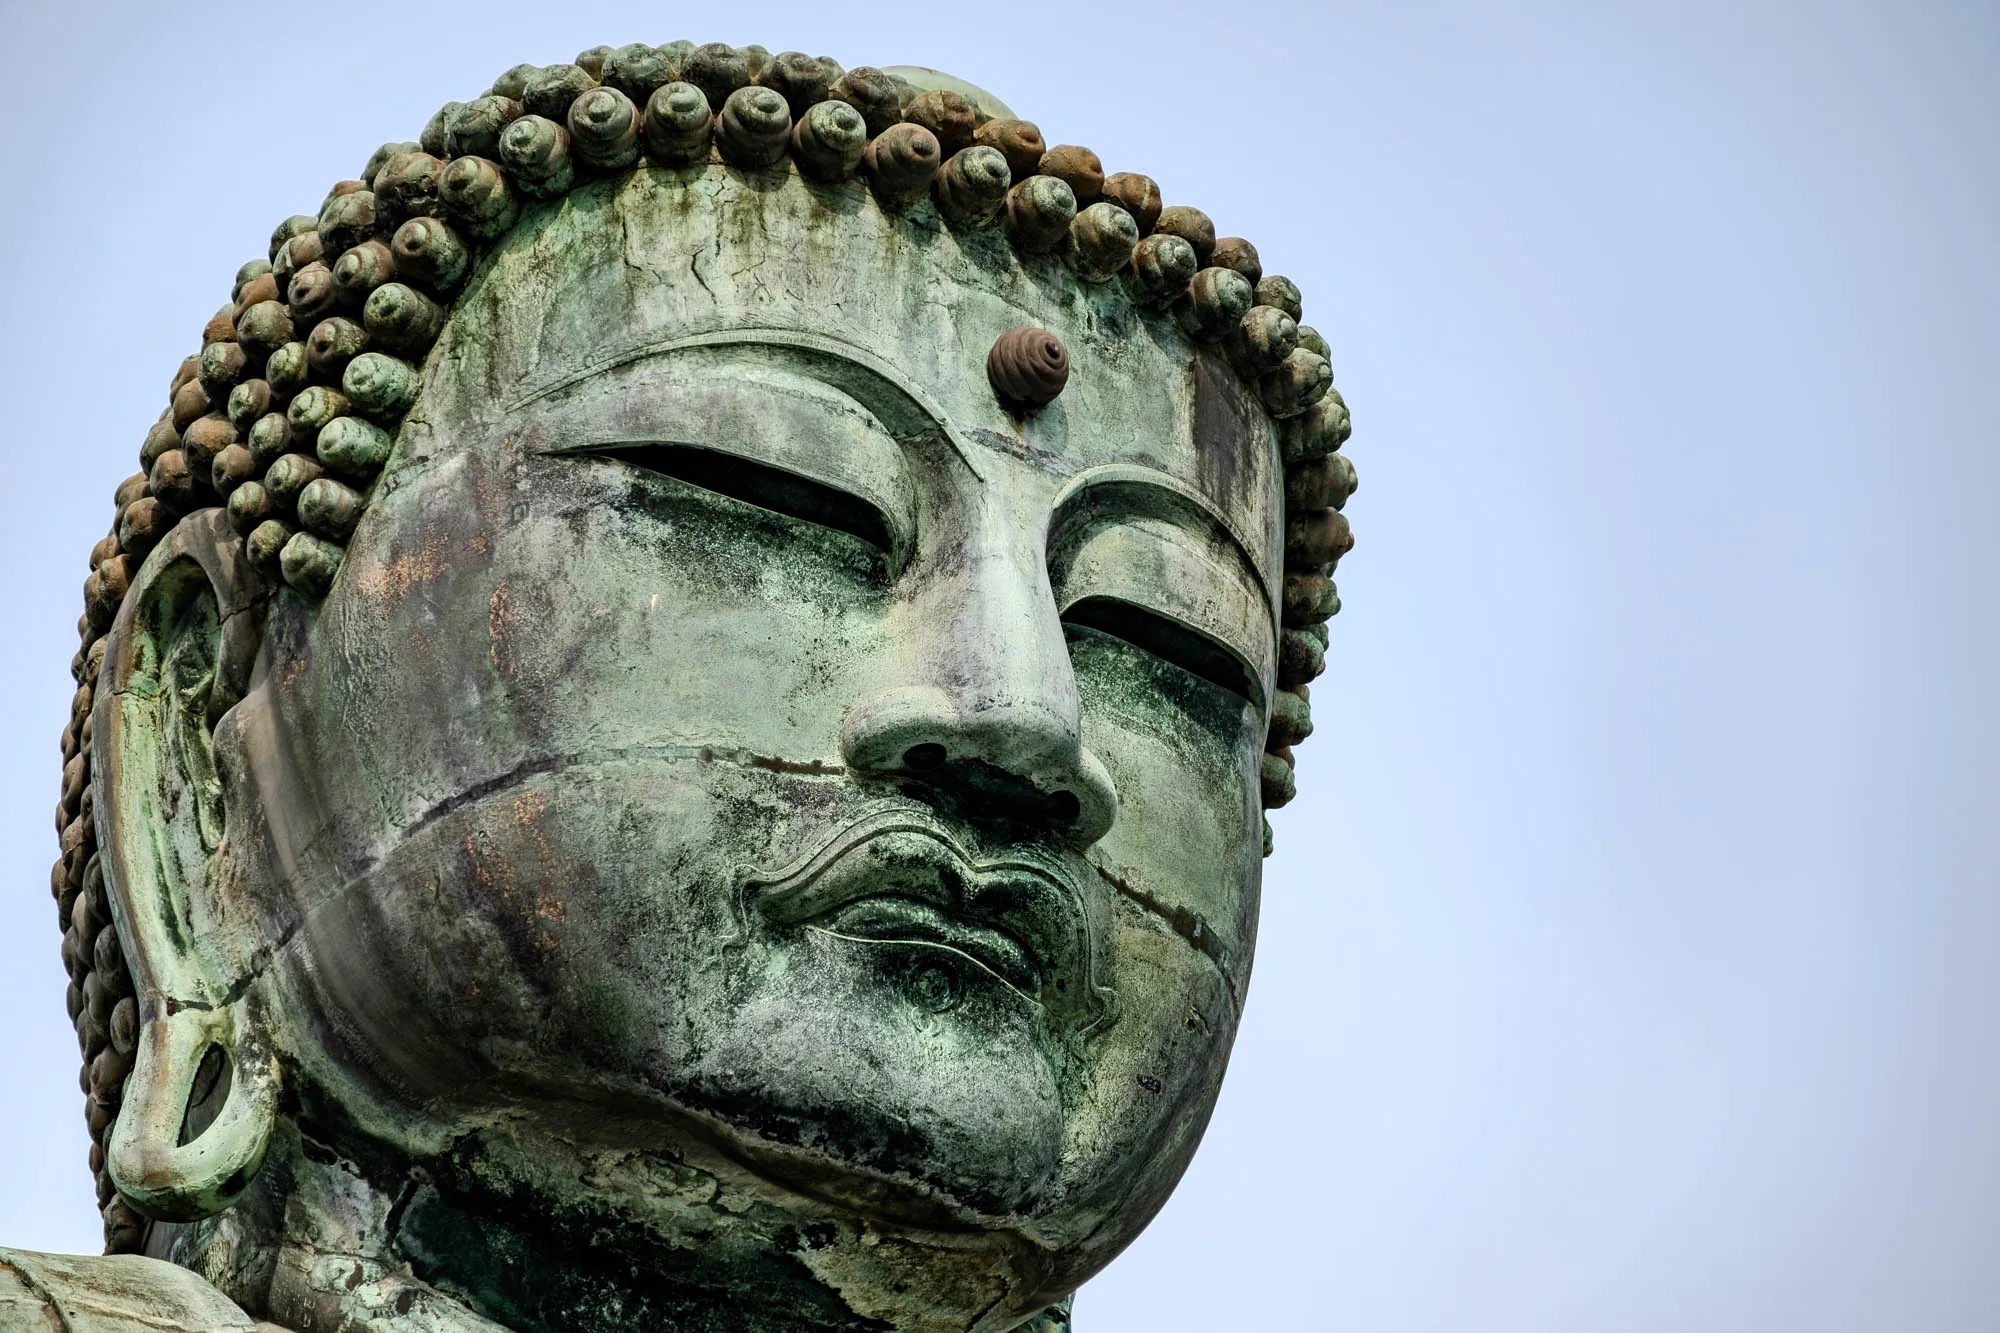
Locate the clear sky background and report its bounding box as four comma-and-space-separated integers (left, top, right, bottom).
1, 1, 1994, 1329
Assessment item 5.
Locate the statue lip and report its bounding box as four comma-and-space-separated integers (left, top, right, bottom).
743, 805, 1109, 1030
814, 895, 1044, 997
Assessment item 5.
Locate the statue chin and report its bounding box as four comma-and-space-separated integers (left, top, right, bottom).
32, 30, 1357, 1333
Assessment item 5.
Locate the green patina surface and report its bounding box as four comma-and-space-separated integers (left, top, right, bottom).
21, 45, 1355, 1333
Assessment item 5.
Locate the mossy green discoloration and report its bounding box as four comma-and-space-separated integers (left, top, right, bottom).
79, 108, 1288, 1333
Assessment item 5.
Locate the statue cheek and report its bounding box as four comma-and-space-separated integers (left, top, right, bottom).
285, 763, 755, 1103
1044, 905, 1243, 1244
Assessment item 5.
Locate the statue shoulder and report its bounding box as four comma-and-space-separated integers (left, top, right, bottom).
0, 1246, 284, 1331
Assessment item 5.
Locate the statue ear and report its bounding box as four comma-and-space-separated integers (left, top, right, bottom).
96, 510, 280, 1223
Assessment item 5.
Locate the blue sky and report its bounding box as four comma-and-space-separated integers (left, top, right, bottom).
1, 2, 1994, 1328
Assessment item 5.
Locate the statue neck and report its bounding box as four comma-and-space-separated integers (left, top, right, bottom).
151, 1125, 507, 1331
148, 1124, 914, 1332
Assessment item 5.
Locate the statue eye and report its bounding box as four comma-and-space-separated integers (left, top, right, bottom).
588, 442, 895, 556
1061, 596, 1258, 707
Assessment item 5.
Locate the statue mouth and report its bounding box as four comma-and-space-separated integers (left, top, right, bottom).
743, 804, 1111, 1032
814, 895, 1044, 998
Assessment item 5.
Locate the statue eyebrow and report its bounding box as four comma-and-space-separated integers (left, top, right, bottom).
1049, 465, 1278, 627
506, 326, 984, 474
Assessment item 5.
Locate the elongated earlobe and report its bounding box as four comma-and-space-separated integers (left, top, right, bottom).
93, 509, 277, 1225
108, 1005, 277, 1222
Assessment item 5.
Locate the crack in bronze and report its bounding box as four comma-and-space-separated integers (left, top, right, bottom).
400, 744, 847, 848
1089, 860, 1240, 1009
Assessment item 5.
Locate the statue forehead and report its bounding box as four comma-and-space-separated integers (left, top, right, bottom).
421, 166, 1281, 578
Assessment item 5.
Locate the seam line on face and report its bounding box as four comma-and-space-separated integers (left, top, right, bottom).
396, 745, 847, 849
1088, 859, 1242, 1010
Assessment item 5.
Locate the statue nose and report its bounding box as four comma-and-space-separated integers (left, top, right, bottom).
838, 531, 1119, 846
840, 685, 1119, 846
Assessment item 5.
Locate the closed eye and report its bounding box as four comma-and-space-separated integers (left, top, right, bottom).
1061, 595, 1261, 709
579, 442, 896, 556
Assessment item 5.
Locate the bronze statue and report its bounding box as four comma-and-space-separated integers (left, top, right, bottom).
8, 41, 1355, 1332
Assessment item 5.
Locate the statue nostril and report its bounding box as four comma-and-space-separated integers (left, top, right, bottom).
1044, 789, 1080, 824
902, 743, 947, 772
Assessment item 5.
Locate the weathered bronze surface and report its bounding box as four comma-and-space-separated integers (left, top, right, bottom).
16, 42, 1355, 1333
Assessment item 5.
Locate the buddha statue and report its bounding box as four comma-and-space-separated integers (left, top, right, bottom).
6, 40, 1355, 1332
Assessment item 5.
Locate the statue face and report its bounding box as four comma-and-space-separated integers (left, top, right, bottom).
222, 168, 1280, 1315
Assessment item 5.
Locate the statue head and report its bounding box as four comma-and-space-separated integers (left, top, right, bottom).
51, 43, 1355, 1331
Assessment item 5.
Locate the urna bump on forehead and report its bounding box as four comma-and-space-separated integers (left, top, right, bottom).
42, 37, 1357, 1329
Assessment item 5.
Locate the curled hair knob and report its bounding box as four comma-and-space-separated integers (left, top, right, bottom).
1102, 172, 1162, 234
1038, 144, 1104, 205
286, 263, 339, 326
642, 83, 712, 166
831, 66, 902, 138
760, 51, 834, 118
196, 341, 247, 402
273, 231, 322, 288
372, 152, 445, 230
490, 63, 540, 101
268, 215, 315, 264
247, 413, 293, 468
225, 379, 272, 433
170, 378, 208, 431
343, 353, 419, 421
419, 101, 463, 159
331, 240, 395, 305
792, 99, 868, 181
226, 480, 272, 536
904, 89, 976, 157
440, 156, 518, 241
1005, 174, 1076, 253
1131, 233, 1197, 309
265, 342, 310, 397
211, 444, 254, 498
446, 95, 523, 160
601, 43, 674, 107
684, 42, 753, 109
362, 283, 445, 358
568, 86, 641, 172
263, 451, 324, 509
1154, 205, 1216, 266
232, 265, 275, 309
524, 63, 597, 122
1233, 305, 1300, 373
935, 146, 1011, 223
305, 316, 369, 381
236, 301, 293, 360
1260, 348, 1332, 419
1256, 275, 1303, 321
1278, 392, 1352, 464
1180, 266, 1254, 342
863, 122, 941, 208
316, 417, 394, 477
315, 190, 377, 258
298, 477, 366, 540
1211, 236, 1262, 285
141, 419, 180, 470
361, 141, 418, 190
498, 115, 573, 199
975, 118, 1046, 182
1068, 201, 1139, 283
180, 414, 236, 483
391, 217, 469, 297
717, 85, 792, 168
